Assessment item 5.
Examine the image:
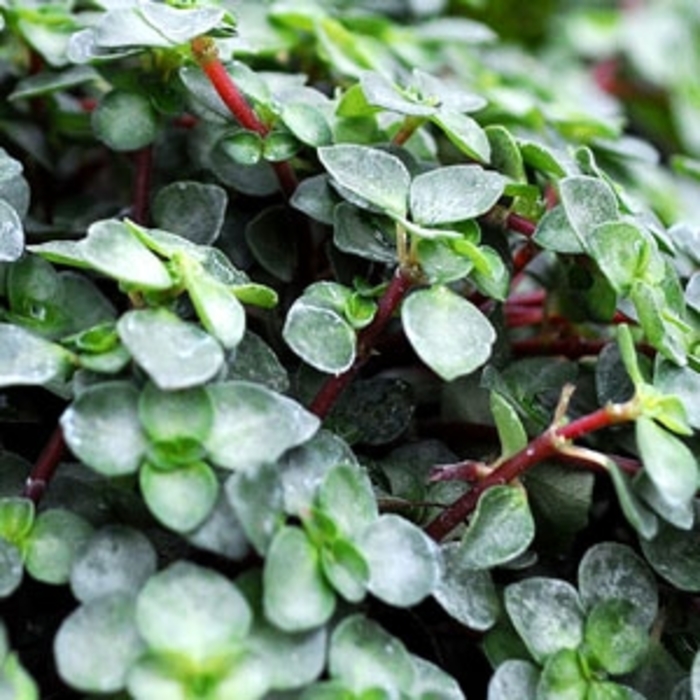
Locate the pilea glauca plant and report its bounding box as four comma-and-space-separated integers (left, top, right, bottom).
0, 0, 699, 698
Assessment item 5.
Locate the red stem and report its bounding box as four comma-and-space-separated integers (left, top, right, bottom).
506, 212, 537, 237
424, 403, 633, 541
22, 427, 65, 504
309, 267, 414, 419
191, 37, 298, 199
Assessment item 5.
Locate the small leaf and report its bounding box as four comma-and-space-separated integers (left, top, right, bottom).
584, 599, 649, 675
152, 181, 228, 246
283, 300, 356, 374
117, 308, 224, 390
533, 206, 586, 255
578, 542, 658, 629
218, 130, 263, 165
205, 382, 319, 472
409, 165, 505, 226
490, 392, 528, 458
504, 578, 585, 663
320, 536, 370, 603
318, 145, 410, 217
317, 464, 378, 537
136, 561, 251, 664
360, 514, 441, 607
82, 220, 172, 290
640, 512, 700, 592
24, 509, 93, 585
487, 659, 539, 700
0, 324, 74, 387
263, 526, 335, 632
636, 417, 699, 509
0, 540, 23, 598
245, 205, 299, 283
433, 542, 500, 631
329, 614, 414, 694
605, 460, 658, 540
55, 593, 145, 694
92, 90, 157, 152
402, 285, 495, 381
333, 203, 397, 264
536, 648, 588, 700
61, 381, 147, 477
139, 460, 219, 533
559, 175, 619, 246
0, 497, 35, 544
0, 200, 24, 262
431, 110, 491, 162
225, 462, 285, 555
70, 526, 157, 604
281, 102, 333, 146
458, 485, 535, 569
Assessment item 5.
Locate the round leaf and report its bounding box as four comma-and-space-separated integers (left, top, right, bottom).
0, 324, 74, 387
487, 659, 539, 700
640, 513, 700, 592
61, 381, 147, 476
359, 513, 441, 607
318, 145, 410, 217
152, 181, 228, 246
263, 526, 335, 632
402, 285, 496, 381
504, 578, 585, 663
117, 308, 224, 390
283, 300, 356, 374
82, 220, 172, 291
559, 175, 619, 244
138, 382, 214, 444
409, 165, 505, 226
281, 102, 333, 146
54, 593, 145, 694
536, 648, 587, 700
0, 200, 24, 262
584, 599, 649, 675
224, 463, 285, 556
140, 460, 219, 533
24, 509, 93, 585
0, 497, 35, 544
636, 417, 699, 509
135, 561, 252, 663
329, 614, 414, 694
320, 536, 369, 603
458, 485, 535, 569
318, 464, 378, 537
92, 91, 157, 152
433, 542, 500, 631
578, 542, 658, 630
205, 382, 319, 472
70, 525, 157, 603
0, 540, 23, 598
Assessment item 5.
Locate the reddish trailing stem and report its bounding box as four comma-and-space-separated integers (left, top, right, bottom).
22, 427, 65, 505
424, 402, 635, 541
309, 267, 415, 419
506, 212, 537, 237
191, 36, 298, 198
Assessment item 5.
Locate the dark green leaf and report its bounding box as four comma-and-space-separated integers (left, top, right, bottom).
245, 205, 299, 282
92, 91, 157, 152
333, 203, 397, 264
